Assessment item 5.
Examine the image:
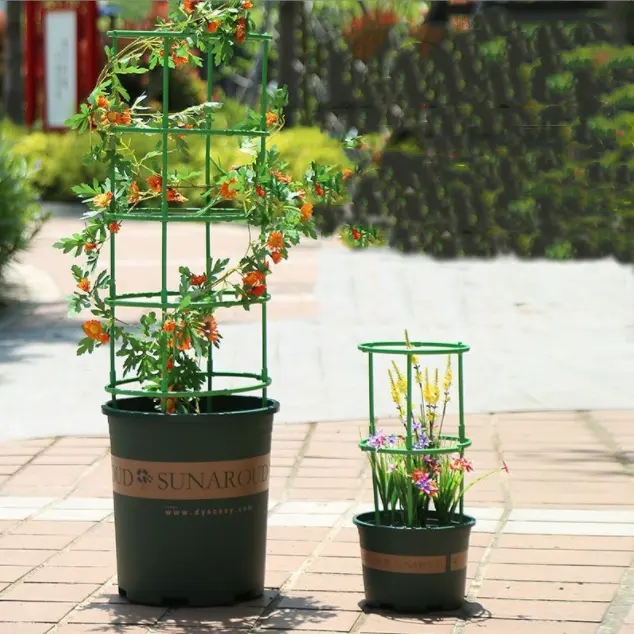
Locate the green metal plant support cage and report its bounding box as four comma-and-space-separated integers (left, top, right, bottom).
357, 340, 472, 528
103, 29, 273, 410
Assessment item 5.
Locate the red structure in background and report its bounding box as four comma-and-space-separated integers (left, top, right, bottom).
24, 1, 100, 130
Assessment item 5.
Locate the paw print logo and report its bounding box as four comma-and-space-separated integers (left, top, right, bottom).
136, 469, 153, 485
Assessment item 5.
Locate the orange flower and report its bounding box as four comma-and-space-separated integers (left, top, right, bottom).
83, 320, 108, 343
84, 242, 97, 253
190, 274, 207, 286
96, 95, 110, 109
243, 271, 266, 297
165, 397, 177, 414
296, 188, 306, 200
171, 52, 189, 67
177, 336, 191, 351
300, 202, 313, 221
242, 0, 253, 8
128, 181, 140, 204
103, 110, 119, 125
147, 175, 163, 192
77, 278, 90, 293
182, 0, 199, 13
235, 17, 246, 44
270, 170, 291, 184
163, 320, 176, 333
93, 191, 113, 208
266, 111, 278, 127
108, 222, 121, 234
267, 231, 284, 251
207, 20, 220, 33
166, 357, 174, 371
119, 109, 132, 125
201, 315, 221, 343
220, 178, 238, 200
256, 184, 265, 197
270, 251, 284, 265
167, 187, 187, 203
342, 168, 354, 180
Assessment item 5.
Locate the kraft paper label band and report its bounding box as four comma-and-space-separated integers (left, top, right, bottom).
360, 548, 468, 575
111, 454, 270, 500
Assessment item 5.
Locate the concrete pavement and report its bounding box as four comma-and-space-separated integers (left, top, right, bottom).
1, 215, 634, 440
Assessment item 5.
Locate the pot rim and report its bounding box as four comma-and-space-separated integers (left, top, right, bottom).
102, 394, 280, 420
353, 510, 476, 532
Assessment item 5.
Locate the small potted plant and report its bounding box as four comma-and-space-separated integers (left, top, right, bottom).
54, 0, 357, 607
354, 334, 508, 613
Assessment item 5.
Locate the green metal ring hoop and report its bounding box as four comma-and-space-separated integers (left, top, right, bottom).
358, 341, 471, 356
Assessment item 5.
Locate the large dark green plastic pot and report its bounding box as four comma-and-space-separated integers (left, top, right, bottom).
353, 511, 476, 613
103, 394, 280, 607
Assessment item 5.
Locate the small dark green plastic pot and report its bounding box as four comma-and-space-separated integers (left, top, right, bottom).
353, 511, 476, 613
103, 394, 279, 607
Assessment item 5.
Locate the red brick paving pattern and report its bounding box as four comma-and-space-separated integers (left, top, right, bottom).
0, 412, 629, 632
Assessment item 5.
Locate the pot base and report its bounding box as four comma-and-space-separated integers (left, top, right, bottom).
118, 585, 264, 608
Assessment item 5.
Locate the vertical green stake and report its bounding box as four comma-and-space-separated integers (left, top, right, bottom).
368, 352, 380, 527
108, 35, 119, 404
406, 353, 413, 528
259, 39, 270, 407
205, 46, 214, 412
458, 347, 465, 517
159, 37, 170, 412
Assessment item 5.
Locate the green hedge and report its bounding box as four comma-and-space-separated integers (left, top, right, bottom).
0, 132, 48, 282
5, 124, 350, 207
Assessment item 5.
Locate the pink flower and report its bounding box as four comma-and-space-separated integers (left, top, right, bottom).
450, 457, 474, 473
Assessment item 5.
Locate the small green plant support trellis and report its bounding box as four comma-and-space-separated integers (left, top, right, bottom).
358, 341, 472, 528
104, 28, 273, 412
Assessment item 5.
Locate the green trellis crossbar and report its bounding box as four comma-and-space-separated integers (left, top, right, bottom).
104, 29, 272, 411
357, 341, 471, 528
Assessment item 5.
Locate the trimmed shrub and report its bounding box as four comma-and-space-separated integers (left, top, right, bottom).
0, 133, 49, 282
4, 123, 350, 209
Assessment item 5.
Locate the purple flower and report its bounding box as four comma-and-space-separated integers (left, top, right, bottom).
414, 473, 439, 497
386, 434, 399, 446
368, 431, 387, 448
368, 431, 400, 449
424, 455, 441, 473
413, 432, 430, 450
387, 464, 397, 473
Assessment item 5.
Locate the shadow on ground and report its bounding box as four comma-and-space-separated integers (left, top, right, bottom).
0, 299, 82, 373
67, 590, 352, 631
362, 600, 490, 624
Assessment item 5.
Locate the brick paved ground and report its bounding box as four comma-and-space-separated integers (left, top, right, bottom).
0, 411, 630, 633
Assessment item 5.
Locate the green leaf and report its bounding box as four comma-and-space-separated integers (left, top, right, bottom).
116, 66, 149, 75
179, 295, 192, 311
76, 337, 96, 356
71, 264, 83, 281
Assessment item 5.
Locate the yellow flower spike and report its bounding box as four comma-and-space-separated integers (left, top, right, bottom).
388, 368, 403, 406
442, 355, 453, 393
392, 361, 407, 395
404, 329, 419, 367
423, 366, 440, 406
